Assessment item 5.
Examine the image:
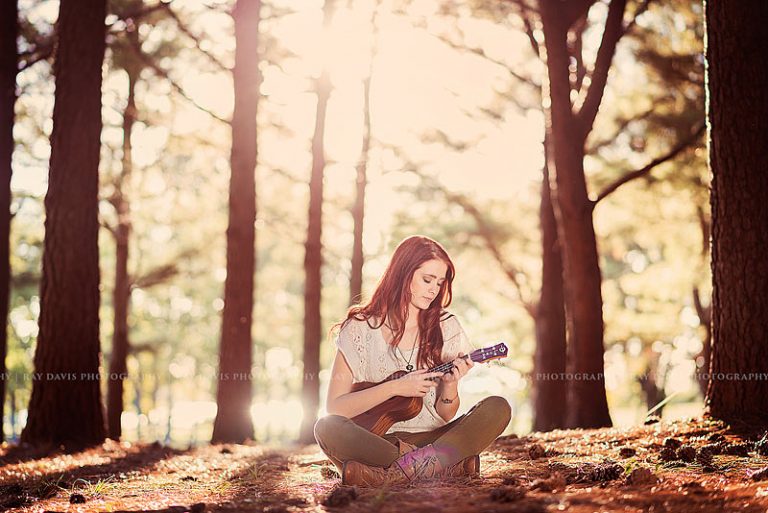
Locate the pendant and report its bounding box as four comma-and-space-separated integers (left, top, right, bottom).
406, 364, 414, 372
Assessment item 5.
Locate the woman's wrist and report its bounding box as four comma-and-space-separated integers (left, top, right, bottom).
438, 382, 459, 403
436, 388, 460, 421
383, 378, 399, 398
439, 392, 458, 404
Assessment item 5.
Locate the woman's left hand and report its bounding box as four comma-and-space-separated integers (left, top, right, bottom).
440, 352, 474, 384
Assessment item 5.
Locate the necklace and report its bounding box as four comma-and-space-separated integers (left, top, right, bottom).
396, 340, 418, 372
384, 320, 418, 371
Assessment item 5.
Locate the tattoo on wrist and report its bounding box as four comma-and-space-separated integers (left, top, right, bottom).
440, 394, 458, 404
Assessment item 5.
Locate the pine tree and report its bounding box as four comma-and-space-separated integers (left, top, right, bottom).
21, 0, 108, 448
704, 0, 768, 424
212, 0, 261, 443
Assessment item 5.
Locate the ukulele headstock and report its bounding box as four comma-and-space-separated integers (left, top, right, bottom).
471, 342, 508, 364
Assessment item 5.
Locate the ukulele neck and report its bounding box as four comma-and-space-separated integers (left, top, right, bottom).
398, 343, 508, 380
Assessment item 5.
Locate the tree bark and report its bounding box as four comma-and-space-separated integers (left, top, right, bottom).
532, 151, 568, 432
107, 56, 138, 441
637, 351, 666, 416
21, 0, 108, 448
299, 66, 329, 443
212, 0, 260, 443
693, 286, 711, 398
348, 73, 369, 307
348, 4, 378, 308
539, 0, 625, 428
704, 0, 768, 424
299, 0, 334, 440
0, 0, 17, 443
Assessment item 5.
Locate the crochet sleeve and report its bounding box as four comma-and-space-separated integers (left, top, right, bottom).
440, 314, 475, 363
335, 320, 366, 382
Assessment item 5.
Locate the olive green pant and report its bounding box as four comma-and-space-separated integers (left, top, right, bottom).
314, 395, 512, 470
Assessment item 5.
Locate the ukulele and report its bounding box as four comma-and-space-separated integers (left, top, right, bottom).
349, 343, 509, 435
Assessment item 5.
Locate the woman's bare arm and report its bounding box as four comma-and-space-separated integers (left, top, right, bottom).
434, 380, 460, 421
325, 350, 396, 418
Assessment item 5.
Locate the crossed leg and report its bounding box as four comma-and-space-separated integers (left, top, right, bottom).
314, 395, 512, 470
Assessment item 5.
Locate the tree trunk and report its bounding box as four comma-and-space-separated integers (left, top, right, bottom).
693, 286, 711, 398
692, 205, 712, 398
299, 48, 332, 444
638, 374, 665, 416
107, 61, 138, 441
9, 389, 16, 439
349, 74, 370, 307
298, 0, 334, 445
211, 0, 260, 443
539, 1, 619, 428
20, 0, 108, 449
704, 0, 768, 424
637, 351, 666, 416
0, 0, 18, 443
532, 155, 568, 432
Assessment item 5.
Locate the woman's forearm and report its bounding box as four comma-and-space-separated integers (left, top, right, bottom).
327, 380, 396, 418
435, 382, 460, 421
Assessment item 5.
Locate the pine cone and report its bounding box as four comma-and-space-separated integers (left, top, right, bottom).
677, 444, 696, 462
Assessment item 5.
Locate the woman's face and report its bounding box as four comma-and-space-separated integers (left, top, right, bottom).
409, 258, 448, 311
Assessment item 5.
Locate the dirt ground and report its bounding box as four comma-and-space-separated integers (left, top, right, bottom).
2, 417, 768, 513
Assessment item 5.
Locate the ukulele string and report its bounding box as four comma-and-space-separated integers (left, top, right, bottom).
425, 350, 495, 379
395, 345, 504, 380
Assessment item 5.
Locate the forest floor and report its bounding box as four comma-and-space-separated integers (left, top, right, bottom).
2, 417, 768, 513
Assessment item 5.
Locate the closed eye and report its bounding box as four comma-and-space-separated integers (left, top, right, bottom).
422, 273, 446, 286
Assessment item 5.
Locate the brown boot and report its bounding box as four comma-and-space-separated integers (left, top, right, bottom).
341, 444, 445, 487
394, 443, 445, 481
395, 438, 418, 456
341, 460, 408, 486
444, 454, 480, 478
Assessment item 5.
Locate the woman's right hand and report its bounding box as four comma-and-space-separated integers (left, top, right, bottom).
389, 369, 443, 397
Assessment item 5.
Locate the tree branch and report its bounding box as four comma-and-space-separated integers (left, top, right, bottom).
564, 0, 598, 29
623, 0, 654, 36
17, 35, 54, 72
119, 1, 174, 23
456, 196, 537, 315
574, 0, 628, 139
570, 13, 588, 93
506, 0, 541, 58
129, 341, 159, 354
592, 122, 705, 206
16, 2, 166, 73
692, 286, 711, 326
695, 204, 710, 258
130, 247, 197, 290
586, 104, 658, 154
430, 31, 540, 90
126, 36, 231, 126
100, 217, 118, 239
11, 271, 40, 290
401, 167, 536, 314
131, 263, 178, 289
160, 2, 231, 73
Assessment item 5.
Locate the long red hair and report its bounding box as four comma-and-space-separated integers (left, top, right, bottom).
336, 235, 456, 369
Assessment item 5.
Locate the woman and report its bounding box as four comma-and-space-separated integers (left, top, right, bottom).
314, 235, 512, 486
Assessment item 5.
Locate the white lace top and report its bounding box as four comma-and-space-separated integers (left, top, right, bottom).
335, 313, 475, 434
